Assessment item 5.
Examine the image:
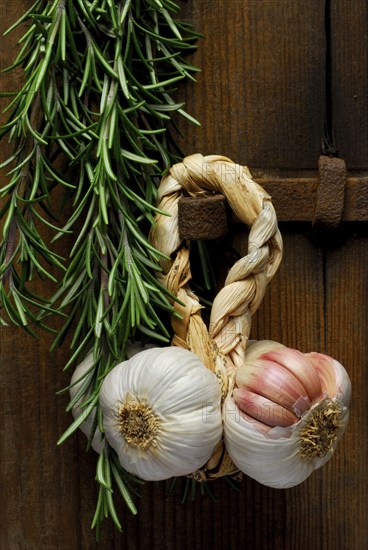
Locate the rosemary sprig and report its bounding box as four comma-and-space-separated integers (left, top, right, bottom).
1, 0, 199, 533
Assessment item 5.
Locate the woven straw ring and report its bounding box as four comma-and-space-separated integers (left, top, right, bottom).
149, 154, 283, 480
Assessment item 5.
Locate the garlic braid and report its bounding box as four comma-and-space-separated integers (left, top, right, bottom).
149, 154, 283, 478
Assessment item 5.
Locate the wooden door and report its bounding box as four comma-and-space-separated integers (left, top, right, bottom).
1, 1, 367, 549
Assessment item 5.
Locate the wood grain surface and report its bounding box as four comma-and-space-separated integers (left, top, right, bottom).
1, 1, 367, 549
176, 0, 326, 169
330, 0, 368, 169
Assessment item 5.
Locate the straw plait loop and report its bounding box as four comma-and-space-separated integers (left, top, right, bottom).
149, 154, 283, 478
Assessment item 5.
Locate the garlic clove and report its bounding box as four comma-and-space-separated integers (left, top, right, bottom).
233, 387, 299, 427
304, 351, 337, 396
331, 358, 352, 406
236, 359, 311, 416
262, 348, 323, 403
243, 340, 286, 364
306, 352, 352, 406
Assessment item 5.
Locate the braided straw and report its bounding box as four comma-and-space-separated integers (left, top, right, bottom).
149, 154, 283, 479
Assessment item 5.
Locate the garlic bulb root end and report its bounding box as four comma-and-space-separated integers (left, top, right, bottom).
298, 398, 345, 459
117, 394, 161, 450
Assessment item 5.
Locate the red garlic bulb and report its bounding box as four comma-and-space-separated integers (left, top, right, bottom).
223, 341, 351, 488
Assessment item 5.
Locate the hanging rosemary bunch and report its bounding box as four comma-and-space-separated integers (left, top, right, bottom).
0, 0, 199, 534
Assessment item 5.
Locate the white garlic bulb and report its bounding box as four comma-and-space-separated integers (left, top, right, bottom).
223, 341, 351, 488
70, 342, 156, 453
99, 346, 223, 481
69, 352, 105, 453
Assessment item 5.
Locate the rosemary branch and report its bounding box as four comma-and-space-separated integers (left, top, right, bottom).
1, 0, 199, 533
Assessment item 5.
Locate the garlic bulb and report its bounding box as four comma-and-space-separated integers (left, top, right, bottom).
70, 352, 105, 453
99, 346, 222, 481
70, 341, 155, 453
223, 341, 351, 488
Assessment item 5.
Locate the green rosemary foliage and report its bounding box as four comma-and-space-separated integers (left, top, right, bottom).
0, 0, 199, 532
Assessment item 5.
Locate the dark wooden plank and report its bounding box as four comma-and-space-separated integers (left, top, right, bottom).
177, 0, 326, 170
0, 3, 83, 549
249, 229, 325, 361
330, 0, 368, 168
0, 329, 83, 550
324, 230, 368, 550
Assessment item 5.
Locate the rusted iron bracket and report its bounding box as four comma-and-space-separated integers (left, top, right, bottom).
178, 194, 229, 240
177, 165, 368, 239
313, 156, 347, 230
258, 174, 368, 222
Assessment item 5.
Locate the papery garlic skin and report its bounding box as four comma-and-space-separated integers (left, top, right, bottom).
223, 341, 351, 488
99, 346, 223, 481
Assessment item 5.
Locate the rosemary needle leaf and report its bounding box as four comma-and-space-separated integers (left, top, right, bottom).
96, 449, 112, 491
111, 461, 138, 515
57, 396, 98, 445
0, 0, 201, 533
